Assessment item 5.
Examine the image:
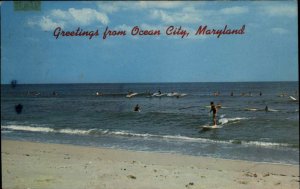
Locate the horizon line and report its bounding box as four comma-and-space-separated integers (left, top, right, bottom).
1, 80, 299, 85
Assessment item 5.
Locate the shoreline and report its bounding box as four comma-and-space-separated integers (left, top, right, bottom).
3, 137, 299, 166
2, 139, 299, 189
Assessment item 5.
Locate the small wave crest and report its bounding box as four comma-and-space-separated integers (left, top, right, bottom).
218, 117, 249, 125
1, 125, 93, 135
229, 139, 293, 148
2, 125, 294, 149
2, 125, 55, 133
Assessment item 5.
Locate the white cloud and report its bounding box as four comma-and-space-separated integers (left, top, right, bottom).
136, 1, 185, 9
261, 4, 297, 17
149, 4, 249, 25
39, 16, 64, 31
68, 8, 108, 25
51, 9, 70, 19
220, 6, 249, 15
150, 9, 202, 24
28, 8, 109, 31
271, 27, 289, 34
28, 16, 65, 31
114, 24, 133, 32
97, 1, 186, 13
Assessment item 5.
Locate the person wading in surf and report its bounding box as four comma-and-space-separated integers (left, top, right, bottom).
210, 101, 217, 126
134, 104, 140, 112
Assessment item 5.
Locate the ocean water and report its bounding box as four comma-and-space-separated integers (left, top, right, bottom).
1, 82, 299, 164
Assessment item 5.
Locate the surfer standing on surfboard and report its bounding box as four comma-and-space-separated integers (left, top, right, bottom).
134, 104, 140, 112
210, 102, 218, 126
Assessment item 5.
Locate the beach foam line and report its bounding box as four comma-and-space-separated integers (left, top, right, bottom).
229, 139, 292, 147
243, 141, 291, 147
2, 125, 295, 148
219, 117, 249, 125
2, 125, 55, 133
1, 125, 94, 135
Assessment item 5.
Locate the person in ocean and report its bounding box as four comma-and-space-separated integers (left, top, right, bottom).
265, 105, 268, 112
15, 104, 23, 114
134, 104, 140, 112
210, 102, 217, 126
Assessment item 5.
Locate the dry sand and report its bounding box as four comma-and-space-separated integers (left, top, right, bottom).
2, 139, 299, 189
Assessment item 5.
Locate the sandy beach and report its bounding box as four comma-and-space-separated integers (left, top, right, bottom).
1, 140, 299, 189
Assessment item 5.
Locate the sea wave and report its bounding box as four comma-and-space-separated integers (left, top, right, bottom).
2, 125, 55, 133
218, 117, 249, 125
1, 125, 93, 135
1, 125, 295, 148
229, 139, 292, 147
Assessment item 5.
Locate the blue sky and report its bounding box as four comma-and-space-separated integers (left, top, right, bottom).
1, 1, 298, 84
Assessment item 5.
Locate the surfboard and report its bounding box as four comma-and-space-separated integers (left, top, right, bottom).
268, 108, 279, 112
244, 108, 259, 111
205, 105, 228, 109
289, 96, 297, 101
166, 93, 187, 97
202, 125, 223, 129
152, 93, 165, 97
126, 93, 138, 98
167, 92, 179, 97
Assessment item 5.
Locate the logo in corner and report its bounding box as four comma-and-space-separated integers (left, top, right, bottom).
14, 1, 41, 11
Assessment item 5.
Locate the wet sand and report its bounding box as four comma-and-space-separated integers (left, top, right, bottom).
2, 140, 299, 189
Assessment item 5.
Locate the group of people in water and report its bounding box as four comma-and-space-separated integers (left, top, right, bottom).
17, 87, 298, 127
133, 101, 222, 126
214, 91, 263, 97
133, 100, 281, 126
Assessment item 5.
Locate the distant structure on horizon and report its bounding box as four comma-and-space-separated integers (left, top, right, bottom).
11, 80, 17, 88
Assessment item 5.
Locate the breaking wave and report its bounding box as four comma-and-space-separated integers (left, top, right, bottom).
1, 125, 294, 149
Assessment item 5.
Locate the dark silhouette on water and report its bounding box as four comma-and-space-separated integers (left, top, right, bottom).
15, 104, 23, 114
134, 104, 140, 112
265, 105, 268, 112
11, 80, 17, 88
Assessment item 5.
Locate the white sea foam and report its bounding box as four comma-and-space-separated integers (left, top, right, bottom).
2, 125, 292, 149
108, 130, 153, 138
219, 117, 249, 125
1, 125, 92, 135
2, 125, 55, 133
242, 141, 290, 147
59, 128, 94, 135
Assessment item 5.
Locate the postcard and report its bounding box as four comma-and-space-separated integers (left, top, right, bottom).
1, 1, 299, 189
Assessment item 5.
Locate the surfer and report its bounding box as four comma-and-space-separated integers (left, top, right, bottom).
265, 105, 268, 112
210, 102, 217, 126
15, 104, 23, 114
134, 104, 140, 112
